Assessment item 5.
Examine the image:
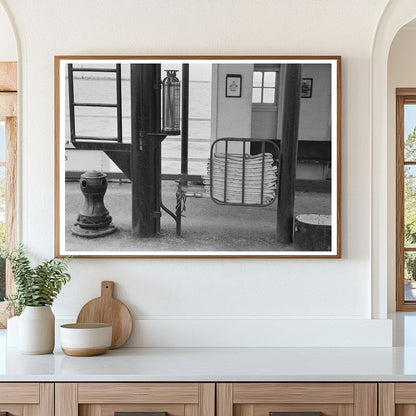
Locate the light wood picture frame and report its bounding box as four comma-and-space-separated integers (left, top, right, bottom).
55, 56, 341, 258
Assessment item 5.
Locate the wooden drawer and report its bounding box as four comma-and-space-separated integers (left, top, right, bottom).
0, 383, 53, 415
217, 383, 377, 416
56, 383, 215, 416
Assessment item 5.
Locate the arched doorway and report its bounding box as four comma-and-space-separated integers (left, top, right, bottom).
371, 1, 416, 319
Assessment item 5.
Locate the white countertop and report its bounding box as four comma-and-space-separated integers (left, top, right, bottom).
3, 313, 416, 382
3, 345, 416, 382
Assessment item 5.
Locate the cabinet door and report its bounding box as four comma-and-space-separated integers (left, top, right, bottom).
0, 383, 53, 416
55, 383, 215, 416
379, 383, 416, 416
217, 383, 377, 416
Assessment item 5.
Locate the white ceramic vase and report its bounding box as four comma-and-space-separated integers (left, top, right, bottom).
19, 305, 55, 354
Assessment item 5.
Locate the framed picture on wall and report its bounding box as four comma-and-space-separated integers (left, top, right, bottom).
55, 56, 341, 258
301, 77, 313, 98
225, 74, 242, 97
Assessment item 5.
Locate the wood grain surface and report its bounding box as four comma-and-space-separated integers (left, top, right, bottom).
62, 346, 110, 357
379, 383, 395, 416
232, 383, 354, 404
0, 62, 17, 91
77, 383, 199, 404
0, 92, 16, 121
76, 281, 133, 348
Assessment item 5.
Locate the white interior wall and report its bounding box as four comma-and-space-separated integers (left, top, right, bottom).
387, 26, 416, 312
251, 65, 331, 143
211, 63, 253, 147
0, 3, 16, 62
0, 0, 394, 347
298, 64, 331, 141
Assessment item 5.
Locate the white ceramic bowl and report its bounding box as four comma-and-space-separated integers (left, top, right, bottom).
60, 323, 112, 356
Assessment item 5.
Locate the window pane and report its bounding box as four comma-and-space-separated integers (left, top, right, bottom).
404, 104, 416, 162
252, 88, 262, 103
263, 88, 275, 103
253, 71, 262, 87
263, 72, 276, 88
405, 165, 416, 247
405, 252, 416, 301
186, 64, 212, 175
72, 67, 117, 105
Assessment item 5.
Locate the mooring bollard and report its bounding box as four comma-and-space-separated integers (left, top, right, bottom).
71, 170, 117, 238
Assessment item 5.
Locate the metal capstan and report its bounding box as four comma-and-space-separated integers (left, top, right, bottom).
71, 170, 117, 238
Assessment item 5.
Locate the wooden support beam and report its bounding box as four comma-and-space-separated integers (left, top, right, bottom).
276, 64, 302, 244
181, 63, 189, 177
0, 62, 17, 92
130, 64, 161, 237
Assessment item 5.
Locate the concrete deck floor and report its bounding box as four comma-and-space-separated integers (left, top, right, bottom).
65, 181, 331, 253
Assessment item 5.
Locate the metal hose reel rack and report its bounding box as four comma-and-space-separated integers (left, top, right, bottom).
175, 137, 280, 235
208, 137, 280, 207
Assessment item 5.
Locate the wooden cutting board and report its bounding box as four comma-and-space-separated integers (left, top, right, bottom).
76, 281, 133, 349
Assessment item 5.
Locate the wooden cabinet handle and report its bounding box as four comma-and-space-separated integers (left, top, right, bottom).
115, 412, 167, 416
269, 413, 323, 416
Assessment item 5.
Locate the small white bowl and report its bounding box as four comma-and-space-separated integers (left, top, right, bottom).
60, 323, 112, 356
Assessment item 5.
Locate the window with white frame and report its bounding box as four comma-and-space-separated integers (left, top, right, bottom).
252, 69, 279, 105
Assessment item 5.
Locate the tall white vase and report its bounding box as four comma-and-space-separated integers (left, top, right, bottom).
19, 306, 55, 354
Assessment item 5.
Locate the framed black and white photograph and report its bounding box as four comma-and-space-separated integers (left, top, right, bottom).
301, 77, 313, 98
226, 74, 242, 97
55, 56, 341, 258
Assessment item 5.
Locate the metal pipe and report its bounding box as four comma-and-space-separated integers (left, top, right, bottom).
241, 140, 246, 204
116, 64, 123, 143
224, 140, 228, 203
71, 68, 117, 73
68, 64, 76, 143
72, 102, 118, 107
260, 141, 266, 205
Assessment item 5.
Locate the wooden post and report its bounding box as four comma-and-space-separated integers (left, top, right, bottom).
154, 65, 162, 233
130, 64, 161, 237
276, 64, 302, 244
181, 64, 189, 179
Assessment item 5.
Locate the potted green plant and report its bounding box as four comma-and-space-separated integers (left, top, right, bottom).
4, 246, 71, 354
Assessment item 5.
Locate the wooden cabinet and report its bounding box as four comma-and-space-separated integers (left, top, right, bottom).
0, 383, 53, 415
0, 380, 410, 416
55, 383, 215, 416
379, 383, 416, 416
217, 383, 377, 416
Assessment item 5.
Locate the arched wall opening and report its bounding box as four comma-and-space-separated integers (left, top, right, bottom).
372, 1, 416, 319
387, 20, 416, 313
